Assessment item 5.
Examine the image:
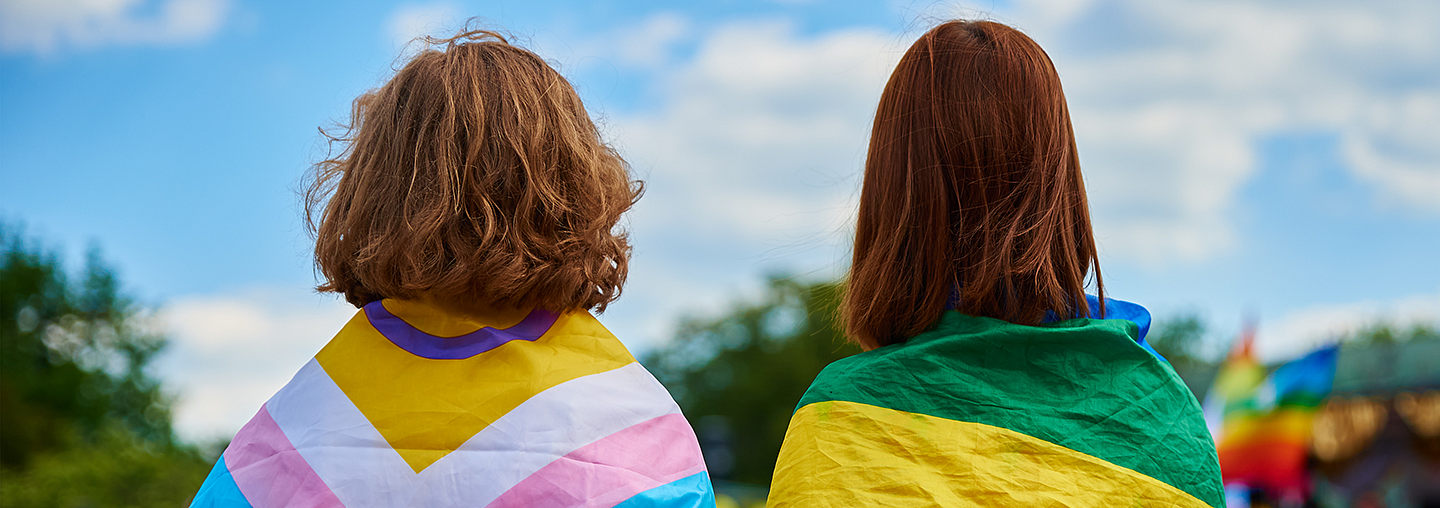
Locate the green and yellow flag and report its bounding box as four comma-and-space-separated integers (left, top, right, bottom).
768, 310, 1224, 507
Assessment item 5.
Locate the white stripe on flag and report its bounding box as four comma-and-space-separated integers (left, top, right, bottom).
266, 360, 683, 508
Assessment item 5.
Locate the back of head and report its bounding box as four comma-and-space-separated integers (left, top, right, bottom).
306, 29, 640, 312
843, 20, 1102, 349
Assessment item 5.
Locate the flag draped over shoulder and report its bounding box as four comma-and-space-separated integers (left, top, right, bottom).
767, 307, 1225, 507
190, 299, 715, 508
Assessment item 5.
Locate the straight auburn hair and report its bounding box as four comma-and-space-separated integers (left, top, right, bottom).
843, 20, 1103, 350
305, 29, 641, 311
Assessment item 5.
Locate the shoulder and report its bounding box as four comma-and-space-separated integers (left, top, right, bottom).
803, 311, 1154, 402
789, 311, 1224, 507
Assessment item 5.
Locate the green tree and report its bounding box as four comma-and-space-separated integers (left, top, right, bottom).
1341, 322, 1439, 345
641, 277, 860, 487
1148, 313, 1206, 363
1147, 313, 1220, 400
0, 221, 211, 507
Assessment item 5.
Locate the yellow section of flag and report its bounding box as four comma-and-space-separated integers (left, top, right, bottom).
315, 310, 634, 473
768, 400, 1210, 508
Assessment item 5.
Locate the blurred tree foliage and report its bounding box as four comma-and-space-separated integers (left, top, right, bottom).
1147, 313, 1220, 401
641, 277, 861, 486
1, 221, 211, 507
641, 275, 1439, 490
1340, 322, 1439, 345
1147, 314, 1440, 402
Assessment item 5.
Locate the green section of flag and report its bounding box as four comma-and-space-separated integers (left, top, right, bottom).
798, 311, 1224, 508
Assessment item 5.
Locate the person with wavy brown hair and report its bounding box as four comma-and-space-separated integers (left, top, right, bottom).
188, 29, 716, 508
767, 21, 1225, 507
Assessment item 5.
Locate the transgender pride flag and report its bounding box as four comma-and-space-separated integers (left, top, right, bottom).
189, 299, 716, 508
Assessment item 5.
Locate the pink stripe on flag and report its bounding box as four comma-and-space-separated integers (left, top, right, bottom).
224, 406, 344, 508
487, 413, 707, 508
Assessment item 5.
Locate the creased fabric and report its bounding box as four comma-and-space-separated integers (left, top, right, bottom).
190, 300, 715, 508
768, 309, 1225, 507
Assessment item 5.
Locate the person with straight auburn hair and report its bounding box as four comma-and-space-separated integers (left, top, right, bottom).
767, 20, 1225, 507
188, 28, 716, 508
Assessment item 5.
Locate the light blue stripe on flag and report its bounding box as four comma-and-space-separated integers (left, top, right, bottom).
189, 456, 254, 508
612, 471, 717, 508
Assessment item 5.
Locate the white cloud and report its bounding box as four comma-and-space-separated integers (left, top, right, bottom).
155, 287, 355, 442
587, 21, 903, 347
1257, 290, 1440, 362
998, 0, 1440, 263
589, 2, 1440, 349
525, 12, 692, 76
1342, 91, 1440, 212
604, 1, 1439, 315
609, 12, 689, 68
0, 0, 229, 55
615, 20, 901, 240
386, 2, 462, 50
280, 3, 1436, 355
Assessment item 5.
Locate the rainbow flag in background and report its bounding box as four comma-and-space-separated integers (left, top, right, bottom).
189, 299, 715, 508
1203, 326, 1267, 441
767, 306, 1226, 507
1206, 330, 1338, 498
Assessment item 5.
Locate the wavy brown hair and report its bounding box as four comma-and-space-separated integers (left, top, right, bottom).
842, 20, 1104, 349
305, 29, 641, 312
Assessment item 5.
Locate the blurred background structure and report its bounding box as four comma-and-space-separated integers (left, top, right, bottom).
2, 0, 1438, 506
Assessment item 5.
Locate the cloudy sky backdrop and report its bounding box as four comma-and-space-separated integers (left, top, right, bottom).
2, 0, 1437, 443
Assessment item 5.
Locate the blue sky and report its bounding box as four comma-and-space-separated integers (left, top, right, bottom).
3, 0, 1437, 441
